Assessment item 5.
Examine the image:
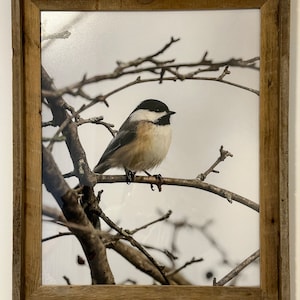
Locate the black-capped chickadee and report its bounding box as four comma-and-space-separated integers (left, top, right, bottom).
93, 99, 175, 180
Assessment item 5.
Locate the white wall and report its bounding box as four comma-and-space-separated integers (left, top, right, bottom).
0, 0, 298, 298
0, 0, 13, 299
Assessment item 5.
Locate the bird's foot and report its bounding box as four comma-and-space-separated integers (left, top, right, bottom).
144, 171, 163, 192
153, 174, 163, 192
125, 169, 136, 184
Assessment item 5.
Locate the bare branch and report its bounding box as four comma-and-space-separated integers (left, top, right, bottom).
150, 36, 181, 58
108, 239, 192, 285
62, 275, 72, 285
160, 216, 233, 268
119, 279, 137, 285
127, 210, 172, 235
42, 66, 97, 186
46, 105, 83, 151
94, 174, 259, 212
42, 120, 55, 127
42, 135, 65, 143
94, 206, 170, 285
41, 38, 260, 103
42, 30, 71, 41
42, 232, 73, 242
166, 257, 204, 277
217, 66, 231, 80
42, 146, 115, 284
198, 145, 233, 181
76, 117, 117, 137
143, 244, 178, 263
42, 63, 259, 104
42, 204, 191, 284
214, 249, 260, 286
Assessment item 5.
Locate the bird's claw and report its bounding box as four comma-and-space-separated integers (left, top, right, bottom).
154, 174, 162, 181
148, 173, 163, 192
125, 169, 136, 184
154, 174, 163, 192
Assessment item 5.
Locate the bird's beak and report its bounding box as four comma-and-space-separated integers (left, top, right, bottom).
167, 111, 176, 116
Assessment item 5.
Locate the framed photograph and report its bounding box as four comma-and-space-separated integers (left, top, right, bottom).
12, 0, 290, 299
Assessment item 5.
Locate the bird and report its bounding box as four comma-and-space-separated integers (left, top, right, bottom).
93, 99, 175, 181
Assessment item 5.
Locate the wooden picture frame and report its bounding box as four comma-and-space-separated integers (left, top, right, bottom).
12, 0, 290, 299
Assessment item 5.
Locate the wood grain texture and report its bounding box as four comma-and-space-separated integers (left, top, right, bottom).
23, 0, 42, 298
259, 1, 290, 299
278, 0, 290, 299
29, 285, 262, 300
12, 0, 290, 299
260, 1, 281, 297
33, 0, 266, 10
12, 0, 25, 299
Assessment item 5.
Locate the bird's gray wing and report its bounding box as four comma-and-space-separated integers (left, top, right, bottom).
93, 119, 137, 173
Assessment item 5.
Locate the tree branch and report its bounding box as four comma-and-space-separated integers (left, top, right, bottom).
166, 257, 204, 277
41, 37, 260, 103
107, 239, 192, 285
126, 210, 172, 235
42, 232, 73, 242
94, 174, 259, 212
42, 204, 192, 285
42, 146, 115, 284
42, 66, 96, 186
213, 249, 260, 286
198, 145, 233, 181
94, 206, 170, 285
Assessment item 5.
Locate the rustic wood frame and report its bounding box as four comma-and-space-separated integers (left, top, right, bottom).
12, 0, 290, 299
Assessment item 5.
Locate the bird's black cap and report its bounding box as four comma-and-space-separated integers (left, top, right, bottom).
134, 99, 174, 114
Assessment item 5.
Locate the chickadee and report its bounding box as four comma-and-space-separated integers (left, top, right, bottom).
93, 99, 175, 180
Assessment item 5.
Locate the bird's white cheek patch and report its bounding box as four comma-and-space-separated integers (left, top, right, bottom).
129, 109, 166, 123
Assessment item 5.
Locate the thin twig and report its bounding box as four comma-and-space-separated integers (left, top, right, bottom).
166, 257, 204, 277
42, 232, 73, 242
217, 65, 231, 80
118, 279, 137, 285
161, 215, 232, 268
198, 145, 233, 181
42, 30, 71, 41
42, 120, 55, 127
126, 210, 172, 235
151, 36, 180, 58
214, 249, 260, 286
143, 244, 178, 262
46, 104, 85, 151
76, 117, 117, 137
62, 275, 71, 285
42, 135, 65, 143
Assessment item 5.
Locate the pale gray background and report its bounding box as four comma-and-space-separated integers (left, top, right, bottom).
41, 10, 260, 286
